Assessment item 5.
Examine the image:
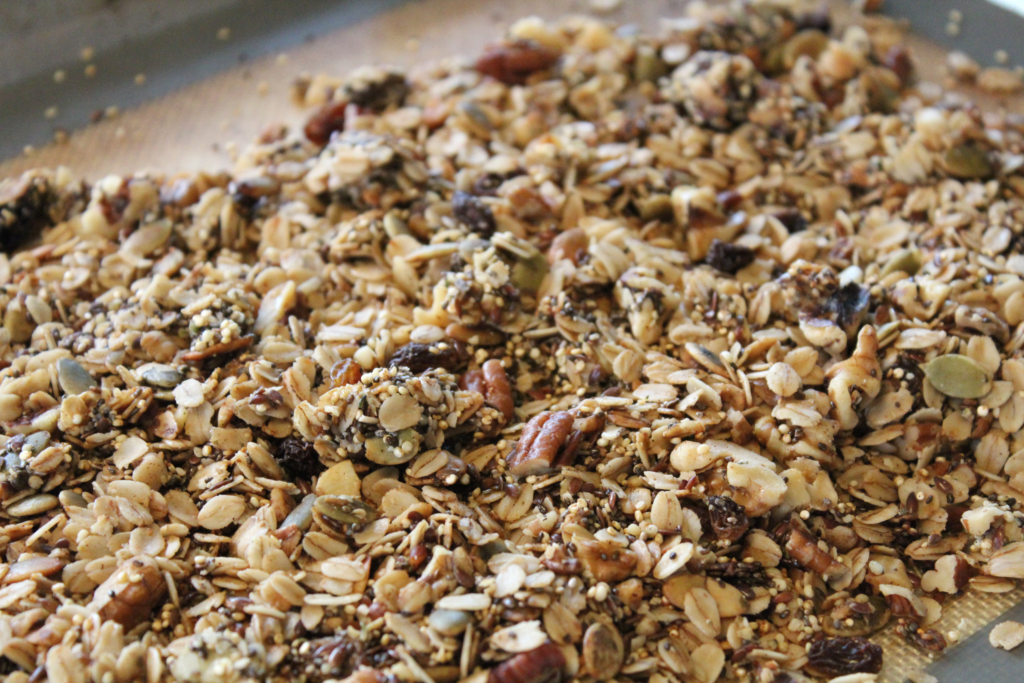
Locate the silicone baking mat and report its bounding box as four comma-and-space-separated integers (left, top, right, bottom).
2, 1, 1024, 681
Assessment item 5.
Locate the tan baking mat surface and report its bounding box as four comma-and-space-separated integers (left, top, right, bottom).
2, 1, 1023, 680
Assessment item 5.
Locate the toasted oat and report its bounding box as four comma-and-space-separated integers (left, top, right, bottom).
989, 620, 1024, 651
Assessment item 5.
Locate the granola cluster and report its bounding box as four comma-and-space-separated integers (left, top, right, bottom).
3, 2, 1024, 683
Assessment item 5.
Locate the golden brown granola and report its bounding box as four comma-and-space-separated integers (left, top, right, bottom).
2, 2, 1024, 683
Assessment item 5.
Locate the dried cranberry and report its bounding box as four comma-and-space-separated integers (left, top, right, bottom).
475, 40, 560, 86
304, 100, 348, 146
388, 342, 467, 374
805, 637, 883, 678
707, 495, 750, 542
276, 437, 323, 480
452, 191, 497, 237
705, 239, 755, 274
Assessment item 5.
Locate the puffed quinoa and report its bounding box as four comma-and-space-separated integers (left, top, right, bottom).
4, 3, 1024, 683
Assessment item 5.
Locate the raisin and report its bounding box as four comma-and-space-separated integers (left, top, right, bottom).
452, 191, 497, 237
884, 45, 914, 86
294, 636, 367, 683
473, 173, 506, 196
795, 6, 832, 33
330, 359, 363, 387
705, 239, 755, 274
0, 174, 56, 252
388, 342, 467, 374
475, 40, 560, 86
702, 559, 768, 586
771, 208, 807, 233
0, 657, 17, 676
805, 637, 883, 678
346, 70, 410, 111
826, 282, 871, 332
304, 100, 348, 146
910, 626, 948, 652
707, 495, 750, 542
229, 176, 281, 218
435, 456, 470, 485
276, 437, 323, 480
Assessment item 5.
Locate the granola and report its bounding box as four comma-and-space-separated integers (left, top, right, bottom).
2, 2, 1024, 683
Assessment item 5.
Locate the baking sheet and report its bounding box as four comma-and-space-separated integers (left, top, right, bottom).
926, 595, 1024, 683
885, 0, 1024, 70
2, 1, 1024, 681
0, 0, 411, 163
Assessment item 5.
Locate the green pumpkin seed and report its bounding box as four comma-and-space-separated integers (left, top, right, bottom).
364, 428, 421, 465
639, 194, 674, 221
510, 253, 549, 293
140, 365, 184, 388
478, 539, 509, 560
634, 45, 666, 83
880, 248, 922, 277
458, 238, 492, 265
945, 144, 992, 180
24, 431, 50, 453
862, 70, 899, 114
281, 493, 317, 531
59, 490, 89, 510
822, 595, 890, 638
57, 358, 97, 395
764, 45, 786, 76
922, 354, 991, 399
313, 495, 378, 524
782, 30, 830, 70
383, 212, 412, 238
428, 609, 471, 636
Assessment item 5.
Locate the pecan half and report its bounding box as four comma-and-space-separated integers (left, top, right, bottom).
785, 518, 849, 582
88, 555, 167, 629
488, 643, 566, 683
304, 100, 348, 146
475, 40, 560, 86
707, 495, 750, 542
482, 359, 514, 423
574, 539, 638, 583
547, 227, 588, 265
507, 411, 574, 476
